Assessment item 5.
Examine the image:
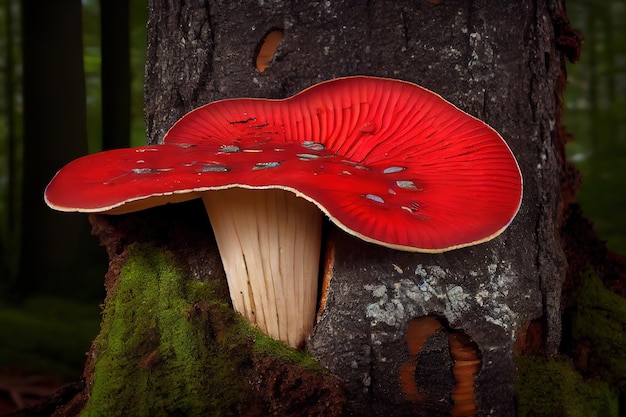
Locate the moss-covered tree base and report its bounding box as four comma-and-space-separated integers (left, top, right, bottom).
513, 269, 626, 417
570, 271, 626, 393
55, 201, 344, 417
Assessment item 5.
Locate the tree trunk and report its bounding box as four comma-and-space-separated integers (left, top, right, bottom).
55, 1, 584, 416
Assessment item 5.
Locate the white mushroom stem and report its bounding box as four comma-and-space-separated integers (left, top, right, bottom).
202, 188, 322, 348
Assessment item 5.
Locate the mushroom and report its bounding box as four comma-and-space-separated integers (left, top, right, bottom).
44, 76, 523, 348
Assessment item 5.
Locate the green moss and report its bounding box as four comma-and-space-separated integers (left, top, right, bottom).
231, 317, 323, 371
79, 242, 327, 416
515, 356, 618, 417
571, 271, 626, 392
80, 243, 247, 417
516, 272, 626, 416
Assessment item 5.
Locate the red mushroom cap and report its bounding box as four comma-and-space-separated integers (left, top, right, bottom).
45, 76, 522, 252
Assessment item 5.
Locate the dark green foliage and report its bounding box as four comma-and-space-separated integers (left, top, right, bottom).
515, 356, 618, 417
565, 0, 626, 255
0, 296, 100, 379
571, 272, 626, 392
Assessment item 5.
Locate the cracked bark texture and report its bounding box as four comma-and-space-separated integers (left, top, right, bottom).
140, 1, 572, 415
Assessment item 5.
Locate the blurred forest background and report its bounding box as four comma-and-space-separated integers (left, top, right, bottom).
0, 0, 148, 394
0, 0, 624, 407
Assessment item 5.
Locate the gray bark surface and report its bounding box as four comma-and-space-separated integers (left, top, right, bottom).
142, 1, 571, 415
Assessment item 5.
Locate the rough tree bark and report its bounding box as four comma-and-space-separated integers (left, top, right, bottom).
52, 1, 585, 416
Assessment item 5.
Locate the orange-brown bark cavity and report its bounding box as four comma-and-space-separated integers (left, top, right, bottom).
255, 29, 283, 72
400, 316, 482, 417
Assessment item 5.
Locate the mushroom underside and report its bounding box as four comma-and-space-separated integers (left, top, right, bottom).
202, 187, 322, 348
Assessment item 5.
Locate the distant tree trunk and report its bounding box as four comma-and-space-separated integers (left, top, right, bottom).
100, 0, 131, 150
1, 0, 18, 290
57, 1, 586, 416
18, 0, 105, 297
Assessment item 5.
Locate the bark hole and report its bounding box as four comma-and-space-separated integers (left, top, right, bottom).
255, 29, 284, 72
399, 315, 482, 417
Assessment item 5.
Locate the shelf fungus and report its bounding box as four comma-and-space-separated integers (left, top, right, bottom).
45, 76, 522, 348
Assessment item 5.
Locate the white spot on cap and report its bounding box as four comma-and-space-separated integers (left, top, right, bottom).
131, 168, 173, 174
197, 163, 229, 173
297, 153, 320, 160
383, 166, 406, 174
252, 161, 281, 170
218, 145, 241, 153
396, 180, 421, 190
363, 194, 384, 204
302, 141, 325, 151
